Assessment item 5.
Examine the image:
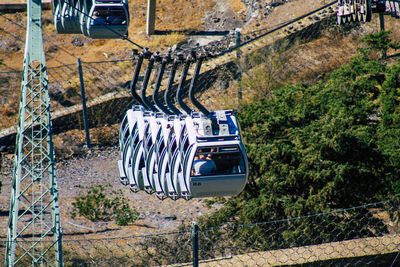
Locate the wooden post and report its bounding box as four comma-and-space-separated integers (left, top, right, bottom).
146, 0, 156, 35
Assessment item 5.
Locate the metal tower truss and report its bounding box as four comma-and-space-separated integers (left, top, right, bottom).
5, 0, 63, 266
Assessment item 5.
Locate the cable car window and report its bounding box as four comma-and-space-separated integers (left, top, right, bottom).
92, 6, 126, 25
191, 146, 245, 176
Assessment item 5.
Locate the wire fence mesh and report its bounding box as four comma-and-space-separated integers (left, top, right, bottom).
0, 58, 135, 129
1, 197, 399, 266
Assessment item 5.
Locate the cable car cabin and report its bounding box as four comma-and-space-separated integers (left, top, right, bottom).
158, 115, 184, 200
131, 110, 158, 192
186, 143, 247, 198
181, 110, 248, 198
118, 106, 144, 190
146, 113, 169, 199
61, 0, 81, 33
118, 107, 248, 200
52, 0, 68, 33
118, 112, 129, 183
85, 0, 129, 39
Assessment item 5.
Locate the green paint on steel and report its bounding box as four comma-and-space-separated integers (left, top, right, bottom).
5, 0, 63, 266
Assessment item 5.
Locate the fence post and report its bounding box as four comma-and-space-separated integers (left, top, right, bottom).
379, 12, 387, 59
146, 0, 156, 35
192, 221, 199, 267
235, 28, 242, 111
77, 57, 91, 149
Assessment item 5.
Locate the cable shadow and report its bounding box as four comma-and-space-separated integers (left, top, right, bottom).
153, 30, 230, 36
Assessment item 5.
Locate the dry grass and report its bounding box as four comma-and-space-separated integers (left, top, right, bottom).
227, 0, 247, 14
53, 124, 119, 159
83, 0, 215, 53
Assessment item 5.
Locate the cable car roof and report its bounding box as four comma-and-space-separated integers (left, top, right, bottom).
189, 110, 240, 141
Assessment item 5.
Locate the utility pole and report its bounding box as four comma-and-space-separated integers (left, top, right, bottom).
5, 0, 63, 266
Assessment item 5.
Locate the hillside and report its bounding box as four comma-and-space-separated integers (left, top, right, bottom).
0, 0, 292, 236
1, 0, 400, 247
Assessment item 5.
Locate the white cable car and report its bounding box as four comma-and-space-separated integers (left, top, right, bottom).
52, 0, 68, 33
157, 116, 183, 200
176, 111, 248, 198
336, 0, 372, 24
83, 0, 129, 39
118, 51, 249, 200
118, 112, 129, 184
79, 0, 90, 36
146, 113, 169, 199
390, 1, 400, 18
61, 0, 81, 33
131, 110, 157, 193
118, 106, 143, 192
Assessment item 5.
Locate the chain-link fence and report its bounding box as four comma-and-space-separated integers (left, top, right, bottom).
1, 197, 400, 266
0, 58, 135, 128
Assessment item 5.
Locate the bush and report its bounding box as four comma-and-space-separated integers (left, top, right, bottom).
71, 184, 139, 226
200, 36, 400, 247
360, 30, 400, 58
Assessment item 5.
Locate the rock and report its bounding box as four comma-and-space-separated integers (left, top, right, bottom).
164, 215, 177, 221
47, 44, 58, 53
71, 36, 84, 47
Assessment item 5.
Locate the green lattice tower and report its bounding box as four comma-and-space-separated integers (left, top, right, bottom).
4, 0, 63, 266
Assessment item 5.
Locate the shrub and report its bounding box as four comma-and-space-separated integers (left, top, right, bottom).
71, 184, 139, 226
360, 30, 400, 58
200, 35, 400, 248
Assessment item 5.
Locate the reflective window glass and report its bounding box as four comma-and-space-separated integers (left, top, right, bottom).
191, 145, 245, 176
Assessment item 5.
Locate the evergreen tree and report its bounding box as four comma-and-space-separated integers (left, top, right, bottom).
200, 40, 400, 248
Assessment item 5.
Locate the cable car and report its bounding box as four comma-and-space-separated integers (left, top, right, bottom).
118, 112, 129, 184
146, 113, 169, 199
336, 0, 372, 24
118, 106, 144, 192
83, 0, 129, 39
118, 110, 248, 200
157, 115, 183, 200
389, 1, 400, 18
52, 0, 68, 33
178, 111, 248, 198
61, 0, 81, 33
130, 109, 158, 193
118, 51, 249, 200
79, 0, 90, 36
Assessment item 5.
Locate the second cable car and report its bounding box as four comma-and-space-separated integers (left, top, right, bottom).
84, 0, 129, 39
